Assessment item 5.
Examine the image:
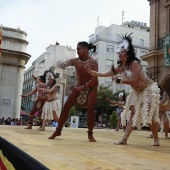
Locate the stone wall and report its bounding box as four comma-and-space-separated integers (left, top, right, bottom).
0, 27, 30, 119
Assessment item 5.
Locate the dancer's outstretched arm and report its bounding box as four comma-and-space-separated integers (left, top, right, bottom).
86, 65, 120, 77
32, 75, 46, 87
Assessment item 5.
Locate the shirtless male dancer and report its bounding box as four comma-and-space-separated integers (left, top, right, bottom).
48, 41, 98, 142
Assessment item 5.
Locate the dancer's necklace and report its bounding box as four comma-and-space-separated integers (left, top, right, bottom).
79, 58, 89, 64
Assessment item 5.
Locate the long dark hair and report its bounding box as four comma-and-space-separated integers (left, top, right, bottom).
117, 33, 141, 68
158, 84, 163, 99
49, 79, 56, 89
39, 76, 46, 83
78, 41, 96, 54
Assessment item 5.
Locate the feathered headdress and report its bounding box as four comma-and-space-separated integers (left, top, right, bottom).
117, 33, 133, 53
119, 92, 124, 98
43, 69, 56, 80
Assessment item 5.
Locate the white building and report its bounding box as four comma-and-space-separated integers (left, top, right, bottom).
0, 26, 30, 119
22, 42, 76, 112
89, 21, 149, 93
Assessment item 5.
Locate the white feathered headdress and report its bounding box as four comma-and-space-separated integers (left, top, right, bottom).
117, 33, 133, 53
119, 92, 124, 98
43, 69, 56, 80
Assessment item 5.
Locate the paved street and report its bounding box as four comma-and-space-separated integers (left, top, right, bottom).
1, 125, 170, 170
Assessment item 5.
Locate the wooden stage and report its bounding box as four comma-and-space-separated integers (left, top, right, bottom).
1, 125, 170, 170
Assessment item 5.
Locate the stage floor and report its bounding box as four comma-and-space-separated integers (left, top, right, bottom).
1, 125, 170, 170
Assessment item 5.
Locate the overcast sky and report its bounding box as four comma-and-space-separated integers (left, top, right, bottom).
0, 0, 150, 69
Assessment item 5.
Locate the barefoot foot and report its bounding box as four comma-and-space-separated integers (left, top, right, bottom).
114, 136, 128, 145
165, 135, 170, 139
153, 139, 160, 146
24, 125, 32, 129
37, 126, 42, 131
39, 127, 45, 131
48, 129, 61, 139
147, 134, 153, 138
88, 136, 96, 142
87, 131, 96, 142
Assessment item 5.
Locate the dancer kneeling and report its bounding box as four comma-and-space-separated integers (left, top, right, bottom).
86, 33, 160, 146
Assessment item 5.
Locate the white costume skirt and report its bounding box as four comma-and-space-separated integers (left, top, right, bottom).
121, 82, 160, 129
41, 99, 61, 120
160, 111, 170, 133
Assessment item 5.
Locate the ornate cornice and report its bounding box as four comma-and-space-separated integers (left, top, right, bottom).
149, 0, 159, 5
164, 0, 170, 7
140, 50, 163, 61
149, 0, 170, 6
0, 49, 31, 64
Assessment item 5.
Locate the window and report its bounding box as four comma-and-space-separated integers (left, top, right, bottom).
57, 86, 60, 93
56, 73, 60, 78
40, 60, 45, 64
141, 51, 147, 56
134, 49, 137, 56
105, 59, 113, 71
140, 39, 144, 46
95, 44, 98, 53
141, 65, 147, 72
106, 45, 114, 53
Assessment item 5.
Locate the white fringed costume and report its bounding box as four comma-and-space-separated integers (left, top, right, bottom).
160, 111, 170, 133
121, 82, 160, 130
41, 99, 61, 120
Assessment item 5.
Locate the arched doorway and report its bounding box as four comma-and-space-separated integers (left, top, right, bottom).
161, 75, 170, 97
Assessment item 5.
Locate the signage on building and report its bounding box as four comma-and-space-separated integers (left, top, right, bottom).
70, 116, 79, 128
2, 99, 10, 105
164, 35, 170, 66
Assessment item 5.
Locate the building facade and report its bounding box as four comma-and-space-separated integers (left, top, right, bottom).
89, 21, 150, 93
141, 0, 170, 96
0, 26, 30, 119
21, 43, 76, 112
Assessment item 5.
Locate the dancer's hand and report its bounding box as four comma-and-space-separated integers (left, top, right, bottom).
112, 75, 117, 81
73, 86, 83, 92
85, 65, 97, 76
20, 95, 27, 98
57, 61, 65, 69
32, 75, 37, 80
